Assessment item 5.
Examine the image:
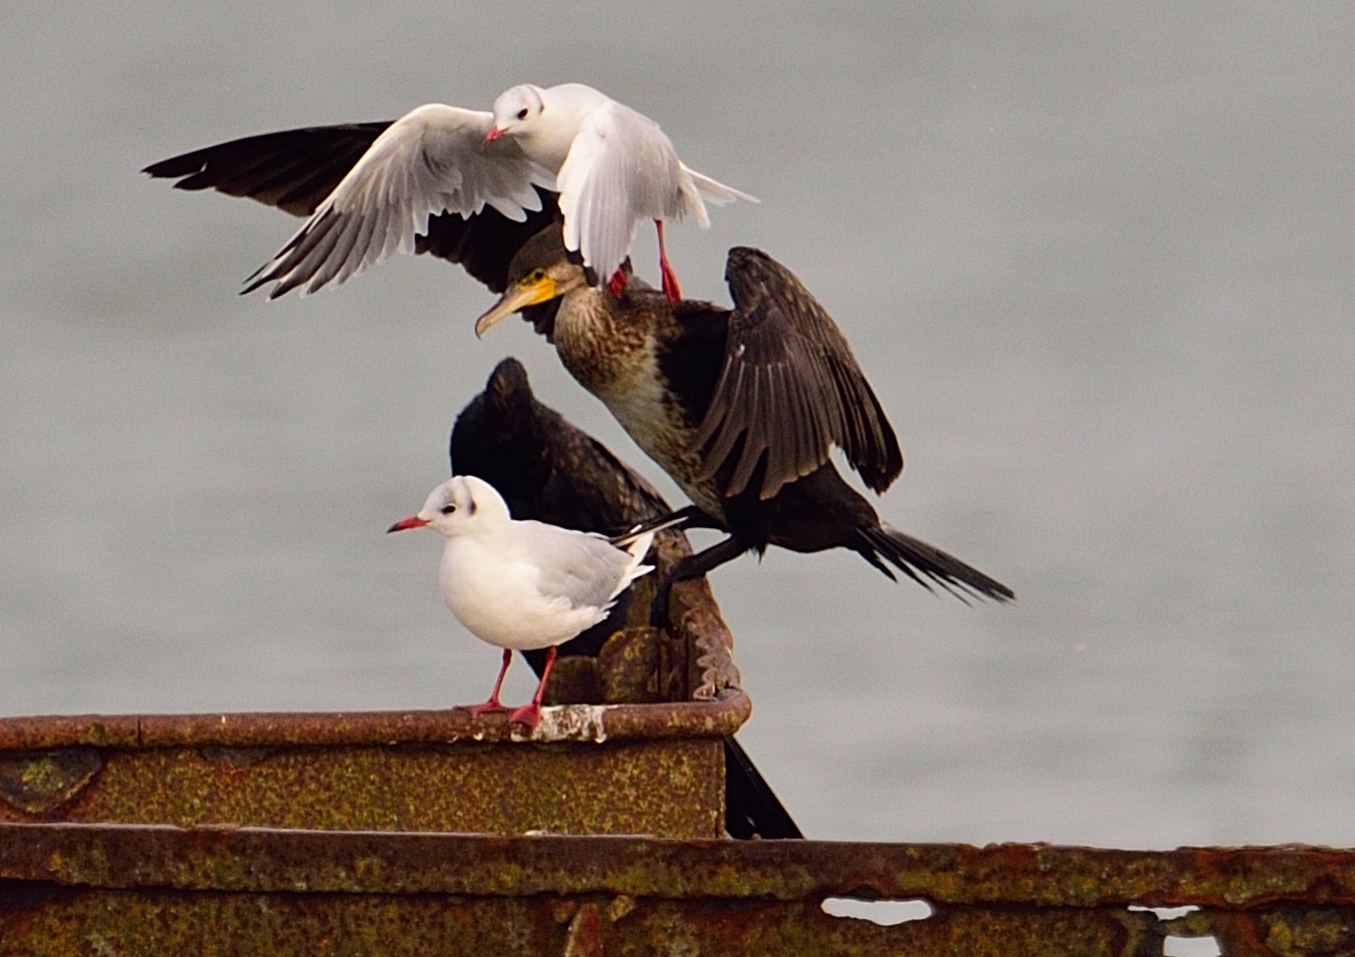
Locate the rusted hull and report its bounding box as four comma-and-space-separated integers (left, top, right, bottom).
0, 890, 1165, 957
2, 824, 1354, 956
0, 739, 722, 838
0, 701, 749, 840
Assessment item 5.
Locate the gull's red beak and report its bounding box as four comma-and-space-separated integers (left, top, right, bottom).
483, 126, 506, 145
386, 516, 430, 534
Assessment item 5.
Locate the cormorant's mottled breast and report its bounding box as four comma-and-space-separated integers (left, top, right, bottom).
452, 357, 802, 841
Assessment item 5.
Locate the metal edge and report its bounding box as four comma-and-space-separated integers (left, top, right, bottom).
0, 690, 750, 752
1, 824, 1353, 909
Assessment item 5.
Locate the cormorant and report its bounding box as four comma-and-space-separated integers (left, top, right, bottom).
474, 231, 1014, 621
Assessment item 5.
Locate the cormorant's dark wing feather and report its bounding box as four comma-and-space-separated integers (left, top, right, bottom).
143, 123, 394, 216
692, 247, 904, 500
451, 358, 671, 534
416, 197, 560, 293
145, 123, 561, 293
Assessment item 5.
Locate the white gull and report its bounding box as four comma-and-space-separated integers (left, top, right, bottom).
387, 474, 658, 727
246, 83, 755, 302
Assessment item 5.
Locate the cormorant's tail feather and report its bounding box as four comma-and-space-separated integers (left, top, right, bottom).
724, 737, 803, 840
858, 524, 1014, 603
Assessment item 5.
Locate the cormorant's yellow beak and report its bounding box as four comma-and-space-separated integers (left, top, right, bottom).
474, 274, 558, 338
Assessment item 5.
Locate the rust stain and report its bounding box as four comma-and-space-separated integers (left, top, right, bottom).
1, 826, 1354, 954
0, 741, 723, 838
0, 748, 103, 815
3, 826, 1355, 907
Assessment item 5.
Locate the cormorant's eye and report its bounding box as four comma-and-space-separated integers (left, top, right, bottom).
440, 504, 456, 515
532, 269, 546, 282
516, 107, 529, 120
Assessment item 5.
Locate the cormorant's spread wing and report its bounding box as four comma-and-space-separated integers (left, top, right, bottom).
693, 247, 904, 499
145, 107, 560, 295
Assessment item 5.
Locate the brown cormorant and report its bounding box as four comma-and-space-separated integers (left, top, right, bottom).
474, 231, 1014, 622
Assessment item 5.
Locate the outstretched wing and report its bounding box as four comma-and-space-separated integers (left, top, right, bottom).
143, 121, 394, 216
145, 107, 560, 295
692, 247, 904, 500
240, 104, 557, 297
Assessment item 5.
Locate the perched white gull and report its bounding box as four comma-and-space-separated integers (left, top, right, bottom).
239, 83, 755, 302
387, 474, 658, 728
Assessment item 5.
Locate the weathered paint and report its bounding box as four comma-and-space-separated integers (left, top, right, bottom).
1, 825, 1353, 955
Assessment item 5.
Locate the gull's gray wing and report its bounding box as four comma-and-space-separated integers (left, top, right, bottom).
145, 121, 561, 293
240, 104, 557, 298
691, 247, 904, 500
518, 521, 642, 611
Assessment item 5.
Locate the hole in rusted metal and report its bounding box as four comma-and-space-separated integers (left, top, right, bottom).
1129, 905, 1200, 920
821, 897, 933, 925
1162, 935, 1221, 957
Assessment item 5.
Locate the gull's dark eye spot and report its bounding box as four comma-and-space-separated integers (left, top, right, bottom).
516, 107, 529, 120
440, 504, 456, 515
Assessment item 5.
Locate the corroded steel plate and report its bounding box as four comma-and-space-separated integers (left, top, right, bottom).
2, 824, 1352, 956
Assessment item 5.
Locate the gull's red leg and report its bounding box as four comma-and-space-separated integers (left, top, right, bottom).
656, 220, 682, 302
467, 648, 512, 717
607, 268, 629, 298
508, 646, 558, 729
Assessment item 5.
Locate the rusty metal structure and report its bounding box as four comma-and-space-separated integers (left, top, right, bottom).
2, 536, 1350, 954
3, 824, 1355, 955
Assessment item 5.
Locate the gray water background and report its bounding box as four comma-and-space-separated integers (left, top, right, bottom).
3, 1, 1353, 848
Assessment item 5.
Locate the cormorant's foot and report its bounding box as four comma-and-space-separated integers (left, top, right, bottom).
660, 261, 682, 302
466, 700, 508, 718
507, 703, 542, 729
606, 269, 629, 298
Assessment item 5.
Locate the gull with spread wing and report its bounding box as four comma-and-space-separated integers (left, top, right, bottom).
145, 83, 754, 302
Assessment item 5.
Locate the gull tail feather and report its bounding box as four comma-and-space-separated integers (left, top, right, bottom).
681, 164, 759, 206
606, 529, 657, 602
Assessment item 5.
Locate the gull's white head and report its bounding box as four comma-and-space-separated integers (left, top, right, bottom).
485, 84, 547, 143
387, 475, 511, 537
